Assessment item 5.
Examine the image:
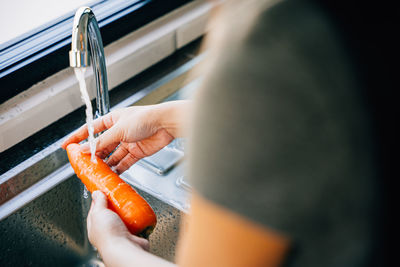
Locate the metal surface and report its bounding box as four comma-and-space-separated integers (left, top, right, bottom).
0, 55, 201, 218
0, 52, 202, 266
70, 6, 110, 116
0, 142, 184, 265
139, 140, 184, 175
0, 147, 68, 207
0, 175, 182, 266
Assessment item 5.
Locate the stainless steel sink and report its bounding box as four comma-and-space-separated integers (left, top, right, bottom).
0, 164, 182, 266
0, 53, 202, 266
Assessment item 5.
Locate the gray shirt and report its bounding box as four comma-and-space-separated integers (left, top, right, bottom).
188, 0, 381, 266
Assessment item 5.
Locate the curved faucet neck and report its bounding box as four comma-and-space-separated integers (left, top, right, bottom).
70, 7, 110, 117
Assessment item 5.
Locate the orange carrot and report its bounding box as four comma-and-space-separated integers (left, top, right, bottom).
66, 143, 156, 237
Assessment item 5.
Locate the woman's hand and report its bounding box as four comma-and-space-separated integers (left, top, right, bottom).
88, 191, 175, 267
87, 191, 149, 251
87, 191, 176, 267
62, 100, 190, 174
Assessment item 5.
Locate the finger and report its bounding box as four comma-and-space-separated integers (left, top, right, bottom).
61, 113, 116, 149
61, 125, 88, 149
87, 199, 94, 232
106, 144, 129, 166
91, 191, 108, 212
96, 147, 117, 160
115, 153, 140, 174
87, 192, 103, 238
129, 235, 150, 251
81, 126, 122, 157
106, 141, 148, 166
80, 142, 90, 153
81, 140, 119, 160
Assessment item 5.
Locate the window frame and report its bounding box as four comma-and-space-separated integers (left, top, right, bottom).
0, 0, 193, 104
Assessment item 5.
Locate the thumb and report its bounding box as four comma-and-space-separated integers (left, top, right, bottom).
81, 125, 122, 154
91, 191, 108, 211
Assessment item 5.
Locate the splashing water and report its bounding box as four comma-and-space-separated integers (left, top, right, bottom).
83, 187, 89, 199
74, 68, 97, 163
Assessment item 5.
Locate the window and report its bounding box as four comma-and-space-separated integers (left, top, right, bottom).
0, 0, 96, 47
0, 0, 193, 104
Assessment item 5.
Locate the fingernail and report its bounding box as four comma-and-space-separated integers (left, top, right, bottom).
61, 141, 67, 150
110, 165, 117, 173
80, 144, 90, 153
92, 191, 101, 202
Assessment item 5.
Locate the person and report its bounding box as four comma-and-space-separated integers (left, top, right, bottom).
62, 0, 392, 266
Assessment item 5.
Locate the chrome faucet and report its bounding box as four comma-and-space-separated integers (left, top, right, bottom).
69, 7, 110, 117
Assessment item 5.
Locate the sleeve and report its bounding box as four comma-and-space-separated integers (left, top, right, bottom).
187, 0, 376, 242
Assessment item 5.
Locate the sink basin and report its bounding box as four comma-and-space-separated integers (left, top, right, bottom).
0, 172, 182, 266
0, 52, 203, 266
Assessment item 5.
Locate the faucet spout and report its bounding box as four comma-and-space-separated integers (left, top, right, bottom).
70, 6, 110, 117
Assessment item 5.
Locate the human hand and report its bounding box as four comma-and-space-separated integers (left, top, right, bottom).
87, 191, 149, 252
62, 101, 189, 174
88, 191, 177, 267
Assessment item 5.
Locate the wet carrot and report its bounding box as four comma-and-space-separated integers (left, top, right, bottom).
66, 143, 156, 237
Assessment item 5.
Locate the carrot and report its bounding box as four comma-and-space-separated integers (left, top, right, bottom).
66, 143, 156, 237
